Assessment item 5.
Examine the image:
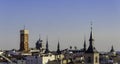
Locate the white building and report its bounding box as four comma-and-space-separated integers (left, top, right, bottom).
41, 53, 55, 64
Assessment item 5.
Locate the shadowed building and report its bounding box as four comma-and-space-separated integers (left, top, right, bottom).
19, 29, 29, 53
36, 37, 43, 50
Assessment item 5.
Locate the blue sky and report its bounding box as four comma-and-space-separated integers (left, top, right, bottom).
0, 0, 120, 51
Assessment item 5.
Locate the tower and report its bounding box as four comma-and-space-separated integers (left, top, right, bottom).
36, 35, 43, 50
55, 40, 62, 61
19, 29, 29, 52
57, 40, 61, 54
110, 45, 116, 56
84, 23, 99, 64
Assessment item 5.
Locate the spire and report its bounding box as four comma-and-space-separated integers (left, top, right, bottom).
45, 36, 49, 53
89, 21, 94, 43
85, 22, 98, 53
89, 21, 94, 47
83, 36, 86, 52
110, 45, 115, 52
57, 40, 61, 54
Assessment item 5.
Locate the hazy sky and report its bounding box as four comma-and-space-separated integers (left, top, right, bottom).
0, 0, 120, 51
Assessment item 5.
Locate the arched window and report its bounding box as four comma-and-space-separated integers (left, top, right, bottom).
95, 56, 98, 63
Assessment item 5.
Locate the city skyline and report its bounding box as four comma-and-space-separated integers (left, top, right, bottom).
0, 0, 120, 51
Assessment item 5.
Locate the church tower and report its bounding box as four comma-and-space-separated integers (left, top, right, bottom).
109, 45, 116, 56
19, 28, 29, 52
55, 40, 62, 61
57, 40, 61, 54
36, 35, 43, 50
84, 23, 99, 64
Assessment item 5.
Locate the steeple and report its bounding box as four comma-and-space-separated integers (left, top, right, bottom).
89, 22, 94, 45
45, 36, 49, 53
57, 40, 61, 54
84, 22, 99, 64
85, 22, 98, 53
83, 36, 86, 52
110, 45, 115, 52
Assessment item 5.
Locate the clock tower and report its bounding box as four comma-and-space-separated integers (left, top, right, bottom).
19, 29, 29, 52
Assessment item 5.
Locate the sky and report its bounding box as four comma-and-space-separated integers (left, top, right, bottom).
0, 0, 120, 51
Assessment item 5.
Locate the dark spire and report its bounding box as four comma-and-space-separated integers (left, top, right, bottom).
110, 45, 115, 52
57, 40, 61, 54
89, 22, 94, 44
83, 36, 86, 52
85, 22, 98, 53
45, 36, 49, 53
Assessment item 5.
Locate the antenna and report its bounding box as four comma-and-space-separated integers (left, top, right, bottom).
84, 35, 86, 42
90, 21, 93, 31
46, 35, 48, 42
24, 25, 26, 30
39, 34, 41, 39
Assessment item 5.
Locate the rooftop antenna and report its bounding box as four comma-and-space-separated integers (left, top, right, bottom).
39, 34, 41, 40
84, 35, 86, 42
46, 35, 48, 42
24, 25, 26, 30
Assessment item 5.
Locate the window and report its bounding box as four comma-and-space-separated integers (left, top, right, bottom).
95, 56, 98, 63
87, 57, 91, 63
